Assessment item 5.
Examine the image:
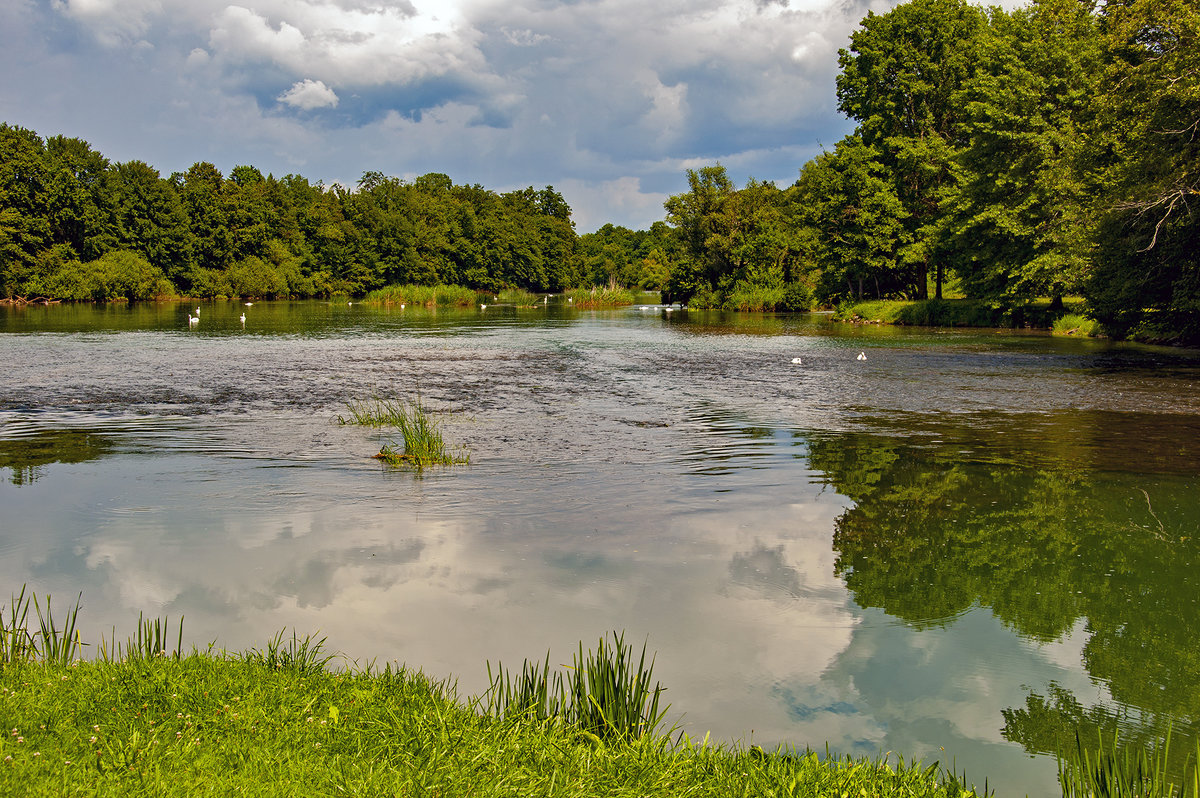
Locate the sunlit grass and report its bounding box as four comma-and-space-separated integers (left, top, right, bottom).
363, 283, 478, 307
566, 285, 636, 308
338, 396, 469, 468
0, 588, 994, 797
1052, 313, 1102, 337
1059, 728, 1200, 797
497, 288, 541, 306
485, 632, 668, 743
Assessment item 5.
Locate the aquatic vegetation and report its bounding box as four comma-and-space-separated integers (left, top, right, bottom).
339, 396, 468, 468
1059, 729, 1200, 797
1052, 313, 1102, 337
337, 397, 411, 427
497, 287, 540, 306
363, 283, 478, 307
485, 632, 668, 743
566, 285, 636, 308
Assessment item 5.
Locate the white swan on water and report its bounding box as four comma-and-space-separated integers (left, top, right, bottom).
791, 357, 802, 364
857, 351, 866, 361
188, 314, 199, 325
240, 313, 246, 323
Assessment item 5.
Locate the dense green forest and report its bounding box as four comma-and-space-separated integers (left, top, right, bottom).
1, 0, 1196, 342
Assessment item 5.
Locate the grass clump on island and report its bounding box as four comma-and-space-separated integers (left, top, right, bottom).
566, 284, 636, 308
363, 283, 479, 307
0, 591, 992, 798
496, 287, 542, 306
338, 396, 468, 468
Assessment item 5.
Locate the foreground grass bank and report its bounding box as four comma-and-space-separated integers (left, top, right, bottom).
0, 594, 988, 797
0, 656, 989, 797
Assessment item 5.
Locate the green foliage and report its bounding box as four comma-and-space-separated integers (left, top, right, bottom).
340, 396, 469, 468
565, 284, 635, 308
496, 287, 539, 306
1059, 729, 1200, 798
0, 592, 991, 796
486, 632, 668, 744
1051, 313, 1101, 337
363, 283, 477, 307
0, 128, 584, 302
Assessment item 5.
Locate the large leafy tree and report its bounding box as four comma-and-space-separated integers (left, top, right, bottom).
1087, 0, 1200, 341
0, 124, 51, 296
836, 0, 986, 300
794, 136, 908, 303
107, 161, 191, 285
949, 0, 1103, 304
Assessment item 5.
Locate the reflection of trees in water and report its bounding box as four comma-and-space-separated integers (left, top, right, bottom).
0, 430, 116, 485
806, 412, 1200, 767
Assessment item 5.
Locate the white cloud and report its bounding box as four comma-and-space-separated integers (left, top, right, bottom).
277, 78, 339, 110
51, 0, 163, 46
23, 0, 887, 227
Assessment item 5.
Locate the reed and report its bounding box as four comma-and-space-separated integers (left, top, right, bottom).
364, 283, 478, 307
1059, 729, 1200, 797
242, 629, 333, 676
32, 592, 82, 666
497, 288, 540, 306
485, 631, 669, 743
1052, 313, 1102, 337
102, 613, 185, 662
566, 285, 636, 308
337, 397, 410, 427
0, 585, 35, 664
339, 394, 469, 468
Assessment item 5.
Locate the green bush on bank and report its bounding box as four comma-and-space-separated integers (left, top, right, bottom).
835, 298, 1095, 329
27, 250, 176, 302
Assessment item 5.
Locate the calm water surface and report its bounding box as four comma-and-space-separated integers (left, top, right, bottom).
3, 300, 1200, 795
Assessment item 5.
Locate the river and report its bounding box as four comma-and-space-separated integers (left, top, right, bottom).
2, 298, 1199, 795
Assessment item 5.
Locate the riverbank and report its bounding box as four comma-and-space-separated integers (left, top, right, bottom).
0, 595, 984, 797
0, 653, 989, 797
832, 298, 1096, 332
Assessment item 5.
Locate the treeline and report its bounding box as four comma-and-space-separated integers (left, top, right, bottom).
0, 130, 587, 301
2, 0, 1196, 341
636, 0, 1196, 341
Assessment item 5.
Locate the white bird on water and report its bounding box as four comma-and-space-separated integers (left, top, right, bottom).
481, 303, 488, 310
188, 314, 199, 325
240, 313, 246, 323
244, 302, 253, 307
400, 304, 406, 309
857, 351, 867, 361
791, 357, 802, 364
194, 306, 200, 316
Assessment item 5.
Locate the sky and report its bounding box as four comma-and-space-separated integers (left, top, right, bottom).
5, 0, 956, 231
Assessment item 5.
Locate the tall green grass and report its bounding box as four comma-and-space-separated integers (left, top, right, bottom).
486, 632, 668, 743
339, 396, 469, 467
566, 285, 636, 308
1059, 729, 1200, 797
1052, 313, 1102, 337
497, 288, 541, 306
364, 283, 479, 307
